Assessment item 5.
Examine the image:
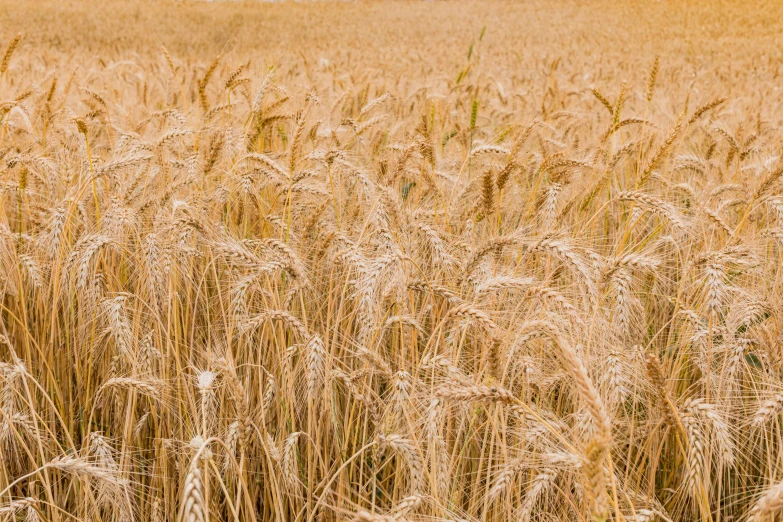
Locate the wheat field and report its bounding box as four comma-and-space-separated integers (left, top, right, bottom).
2, 1, 783, 521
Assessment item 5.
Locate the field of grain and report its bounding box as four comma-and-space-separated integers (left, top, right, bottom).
2, 1, 783, 521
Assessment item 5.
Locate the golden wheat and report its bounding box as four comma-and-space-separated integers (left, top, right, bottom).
2, 1, 783, 521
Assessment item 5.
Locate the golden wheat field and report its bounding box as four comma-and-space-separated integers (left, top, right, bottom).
3, 0, 783, 521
